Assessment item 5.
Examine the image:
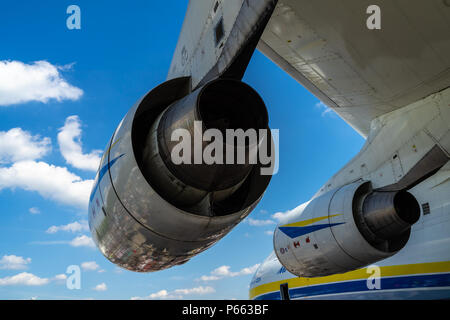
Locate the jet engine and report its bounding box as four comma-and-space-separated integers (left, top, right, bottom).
88, 77, 273, 272
273, 181, 420, 277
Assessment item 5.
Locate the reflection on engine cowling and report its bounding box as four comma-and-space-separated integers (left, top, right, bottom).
273, 181, 420, 277
88, 77, 273, 272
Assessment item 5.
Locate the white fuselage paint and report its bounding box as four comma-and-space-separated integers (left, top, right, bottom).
251, 88, 450, 300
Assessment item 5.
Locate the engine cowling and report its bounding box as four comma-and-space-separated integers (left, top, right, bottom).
88, 77, 273, 272
273, 181, 420, 277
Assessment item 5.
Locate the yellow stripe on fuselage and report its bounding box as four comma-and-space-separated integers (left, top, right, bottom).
249, 261, 450, 299
280, 214, 342, 228
100, 138, 122, 164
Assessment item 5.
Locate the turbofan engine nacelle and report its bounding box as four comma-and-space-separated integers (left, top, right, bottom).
88, 77, 273, 272
274, 181, 420, 277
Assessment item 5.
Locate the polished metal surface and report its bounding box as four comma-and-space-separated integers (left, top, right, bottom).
88, 77, 272, 272
273, 181, 420, 277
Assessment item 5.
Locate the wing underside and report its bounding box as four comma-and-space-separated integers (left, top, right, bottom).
169, 0, 450, 137
259, 0, 450, 136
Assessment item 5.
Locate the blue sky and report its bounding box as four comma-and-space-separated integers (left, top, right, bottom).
0, 1, 364, 300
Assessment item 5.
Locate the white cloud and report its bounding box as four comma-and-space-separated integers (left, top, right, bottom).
0, 272, 49, 286
57, 116, 101, 171
198, 264, 260, 282
46, 220, 89, 234
211, 266, 234, 277
70, 235, 95, 248
132, 290, 173, 300
131, 286, 215, 300
173, 286, 215, 295
0, 60, 83, 106
0, 160, 93, 209
271, 201, 310, 225
246, 218, 276, 227
52, 274, 67, 285
0, 255, 31, 270
93, 283, 107, 291
30, 236, 95, 249
197, 275, 220, 281
81, 261, 99, 271
0, 123, 97, 210
0, 128, 51, 164
53, 274, 67, 281
29, 207, 41, 215
147, 290, 170, 299
114, 267, 123, 274
315, 102, 336, 117
264, 230, 274, 236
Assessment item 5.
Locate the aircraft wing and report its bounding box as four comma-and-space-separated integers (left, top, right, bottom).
258, 0, 450, 137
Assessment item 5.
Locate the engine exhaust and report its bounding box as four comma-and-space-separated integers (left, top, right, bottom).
142, 79, 269, 213
357, 190, 420, 248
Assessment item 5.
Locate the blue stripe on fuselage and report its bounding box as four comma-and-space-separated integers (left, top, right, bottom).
254, 273, 450, 300
278, 223, 345, 238
89, 154, 125, 202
